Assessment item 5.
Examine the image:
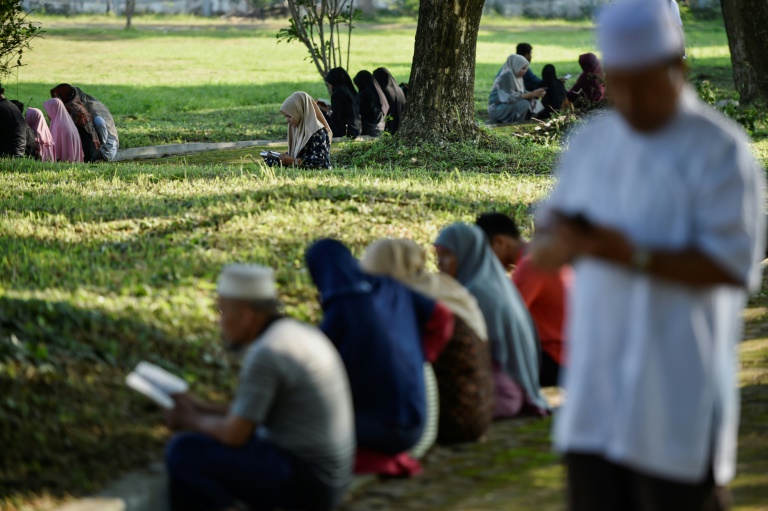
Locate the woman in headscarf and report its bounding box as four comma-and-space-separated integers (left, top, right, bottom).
361, 239, 495, 444
373, 68, 407, 134
434, 223, 550, 418
353, 70, 389, 137
43, 98, 83, 163
50, 84, 100, 162
320, 67, 361, 139
306, 239, 454, 475
539, 64, 569, 119
488, 54, 547, 125
276, 91, 332, 169
25, 108, 55, 162
567, 53, 605, 108
51, 84, 120, 161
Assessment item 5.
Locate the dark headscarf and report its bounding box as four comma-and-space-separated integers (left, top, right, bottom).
373, 67, 407, 134
540, 64, 568, 116
354, 70, 390, 137
306, 239, 435, 453
354, 70, 389, 116
567, 53, 605, 106
324, 68, 361, 138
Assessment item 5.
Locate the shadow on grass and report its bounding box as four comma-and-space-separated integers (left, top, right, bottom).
0, 296, 232, 503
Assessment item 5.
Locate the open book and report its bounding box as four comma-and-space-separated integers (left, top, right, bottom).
126, 362, 189, 409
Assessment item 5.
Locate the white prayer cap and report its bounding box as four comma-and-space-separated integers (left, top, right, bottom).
597, 0, 685, 71
217, 264, 277, 301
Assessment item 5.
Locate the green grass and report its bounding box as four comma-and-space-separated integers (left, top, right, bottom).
2, 13, 768, 511
0, 158, 552, 509
4, 13, 737, 148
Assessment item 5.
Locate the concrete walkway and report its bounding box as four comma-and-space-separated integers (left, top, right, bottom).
113, 139, 287, 162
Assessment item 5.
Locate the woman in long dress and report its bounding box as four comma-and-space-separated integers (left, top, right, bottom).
434, 223, 550, 418
488, 54, 547, 124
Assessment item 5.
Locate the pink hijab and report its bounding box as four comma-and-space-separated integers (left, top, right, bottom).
25, 108, 56, 162
43, 98, 83, 163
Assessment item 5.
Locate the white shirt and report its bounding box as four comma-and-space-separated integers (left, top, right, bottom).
543, 88, 765, 485
671, 0, 683, 27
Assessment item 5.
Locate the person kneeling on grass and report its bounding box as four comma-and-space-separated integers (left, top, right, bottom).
268, 91, 333, 170
163, 264, 354, 511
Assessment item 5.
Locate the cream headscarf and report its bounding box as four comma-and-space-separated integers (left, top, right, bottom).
361, 238, 488, 341
492, 54, 529, 95
280, 91, 332, 158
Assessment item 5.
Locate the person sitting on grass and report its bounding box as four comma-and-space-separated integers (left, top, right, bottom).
476, 212, 571, 388
306, 239, 454, 477
361, 238, 495, 445
373, 67, 407, 134
567, 53, 606, 109
435, 223, 550, 418
354, 70, 389, 137
43, 98, 83, 163
50, 83, 120, 161
509, 43, 542, 91
488, 54, 547, 125
0, 84, 27, 158
163, 264, 354, 511
25, 107, 56, 162
318, 67, 361, 139
50, 85, 101, 163
275, 91, 333, 169
10, 100, 38, 159
538, 64, 569, 120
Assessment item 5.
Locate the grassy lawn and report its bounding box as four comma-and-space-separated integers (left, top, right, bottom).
2, 10, 768, 511
3, 11, 737, 148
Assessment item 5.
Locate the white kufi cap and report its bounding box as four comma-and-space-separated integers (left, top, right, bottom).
597, 0, 685, 71
217, 264, 277, 300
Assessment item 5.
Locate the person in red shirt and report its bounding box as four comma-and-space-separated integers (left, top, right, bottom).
476, 212, 571, 387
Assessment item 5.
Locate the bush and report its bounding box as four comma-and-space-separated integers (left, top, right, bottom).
0, 0, 43, 79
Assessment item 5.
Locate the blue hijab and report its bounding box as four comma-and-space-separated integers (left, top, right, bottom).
435, 224, 549, 412
306, 239, 434, 436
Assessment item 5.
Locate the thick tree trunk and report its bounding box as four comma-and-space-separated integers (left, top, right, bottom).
398, 0, 486, 142
721, 0, 768, 104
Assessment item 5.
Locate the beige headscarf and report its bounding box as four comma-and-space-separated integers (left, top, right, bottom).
492, 54, 529, 95
361, 239, 489, 341
280, 91, 333, 158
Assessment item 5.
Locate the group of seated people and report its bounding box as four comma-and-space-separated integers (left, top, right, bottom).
0, 82, 119, 162
318, 67, 407, 139
161, 212, 571, 511
489, 42, 605, 124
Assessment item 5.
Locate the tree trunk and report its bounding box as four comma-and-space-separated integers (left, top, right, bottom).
721, 0, 768, 104
398, 0, 486, 142
125, 0, 136, 28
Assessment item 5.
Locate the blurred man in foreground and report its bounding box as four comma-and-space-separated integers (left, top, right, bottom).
163, 264, 354, 511
531, 0, 765, 509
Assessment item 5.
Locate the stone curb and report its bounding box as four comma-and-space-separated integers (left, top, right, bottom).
113, 135, 383, 163
113, 139, 288, 162
52, 463, 376, 511
53, 462, 168, 511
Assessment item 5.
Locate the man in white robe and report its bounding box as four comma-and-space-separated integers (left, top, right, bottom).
531, 0, 765, 509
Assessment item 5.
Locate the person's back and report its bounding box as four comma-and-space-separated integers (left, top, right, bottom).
236, 317, 354, 504
319, 276, 429, 443
0, 90, 26, 158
